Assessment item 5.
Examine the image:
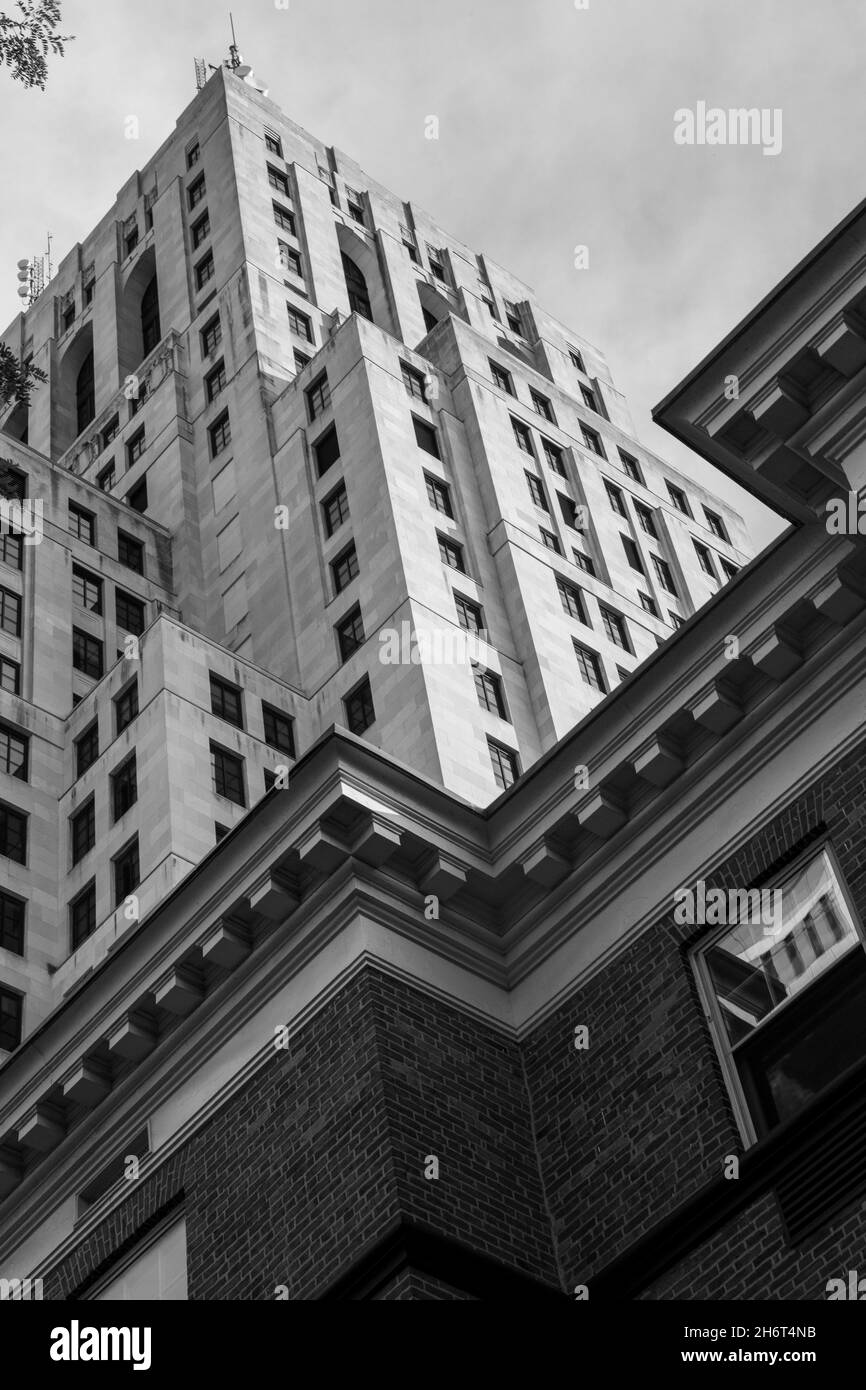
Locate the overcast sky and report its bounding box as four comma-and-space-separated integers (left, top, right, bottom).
2, 0, 864, 554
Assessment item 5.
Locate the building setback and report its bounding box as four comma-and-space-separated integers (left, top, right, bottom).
0, 63, 863, 1299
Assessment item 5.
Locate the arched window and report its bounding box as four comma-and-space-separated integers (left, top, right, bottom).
76, 351, 95, 435
341, 254, 372, 321
141, 275, 160, 356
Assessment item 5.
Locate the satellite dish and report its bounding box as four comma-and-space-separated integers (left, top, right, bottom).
235, 63, 252, 77
16, 258, 29, 270
17, 286, 29, 298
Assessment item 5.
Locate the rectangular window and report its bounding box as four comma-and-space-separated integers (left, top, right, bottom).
347, 190, 366, 226
0, 657, 20, 695
210, 674, 244, 729
404, 237, 420, 265
670, 611, 685, 629
482, 296, 499, 320
605, 481, 625, 516
127, 477, 148, 514
526, 472, 548, 511
273, 202, 296, 234
557, 576, 586, 622
344, 677, 375, 736
558, 493, 580, 530
187, 175, 206, 210
279, 243, 302, 278
490, 361, 514, 396
488, 738, 519, 789
265, 131, 283, 157
70, 880, 96, 949
71, 799, 95, 864
652, 555, 677, 594
0, 723, 27, 780
635, 502, 658, 539
306, 373, 331, 420
639, 591, 659, 617
437, 534, 466, 572
425, 473, 453, 517
454, 594, 483, 634
581, 384, 599, 413
128, 379, 148, 417
114, 680, 139, 734
75, 721, 99, 777
705, 508, 728, 542
314, 424, 340, 476
123, 219, 139, 258
622, 536, 644, 573
113, 837, 140, 906
336, 604, 365, 662
600, 605, 630, 652
619, 450, 642, 483
542, 438, 566, 476
195, 251, 215, 291
401, 362, 427, 401
580, 424, 604, 457
667, 481, 690, 515
694, 541, 716, 578
201, 314, 222, 357
0, 802, 26, 865
126, 429, 146, 468
332, 542, 359, 593
530, 389, 555, 423
721, 559, 739, 581
72, 565, 102, 614
111, 754, 137, 822
0, 586, 21, 638
0, 890, 25, 955
475, 668, 507, 718
116, 590, 145, 636
210, 743, 245, 806
83, 267, 95, 306
511, 418, 534, 455
503, 300, 523, 336
209, 411, 231, 458
322, 482, 349, 537
144, 189, 156, 234
293, 349, 310, 373
191, 212, 210, 249
206, 359, 226, 403
186, 142, 200, 169
0, 529, 21, 572
0, 986, 22, 1051
569, 348, 585, 373
573, 641, 605, 692
287, 305, 312, 342
69, 502, 96, 545
97, 462, 115, 493
101, 416, 119, 448
72, 629, 103, 680
540, 528, 562, 554
262, 704, 295, 757
413, 416, 440, 458
117, 531, 144, 575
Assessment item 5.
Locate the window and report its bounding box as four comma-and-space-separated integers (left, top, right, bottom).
639, 591, 659, 617
111, 754, 137, 822
482, 296, 499, 320
0, 587, 21, 638
72, 566, 102, 614
0, 723, 27, 780
210, 673, 243, 729
0, 891, 24, 954
215, 822, 231, 843
622, 536, 644, 573
113, 837, 140, 905
187, 175, 206, 210
600, 606, 630, 652
75, 721, 99, 777
695, 850, 866, 1138
70, 881, 96, 949
526, 472, 548, 511
721, 559, 739, 581
287, 305, 312, 342
490, 361, 514, 396
267, 166, 291, 200
293, 349, 310, 373
209, 411, 231, 458
186, 142, 200, 169
413, 416, 440, 458
437, 534, 466, 572
503, 300, 523, 335
201, 314, 222, 357
425, 473, 453, 517
344, 677, 375, 735
128, 379, 148, 417
530, 389, 555, 423
0, 657, 20, 694
323, 482, 349, 537
126, 429, 146, 467
117, 531, 144, 575
580, 424, 604, 457
83, 266, 95, 306
265, 131, 283, 157
314, 424, 340, 476
101, 416, 119, 448
0, 530, 21, 572
347, 190, 366, 225
705, 508, 728, 542
332, 543, 359, 593
401, 362, 427, 401
556, 576, 586, 622
670, 611, 685, 629
605, 481, 625, 517
617, 665, 630, 682
306, 373, 331, 420
210, 742, 245, 806
488, 738, 519, 789
573, 641, 605, 691
97, 462, 115, 493
542, 438, 566, 476
667, 481, 690, 515
569, 348, 585, 373
652, 555, 677, 594
206, 359, 226, 403
694, 541, 716, 578
540, 528, 562, 554
558, 493, 580, 530
195, 251, 215, 291
69, 502, 96, 545
279, 243, 302, 278
114, 680, 139, 734
116, 590, 145, 636
191, 212, 210, 249
273, 202, 296, 235
0, 802, 26, 864
635, 502, 658, 539
580, 384, 599, 413
474, 668, 507, 718
124, 218, 139, 258
336, 604, 365, 662
619, 451, 642, 483
127, 479, 148, 514
72, 629, 103, 680
71, 799, 95, 864
454, 593, 483, 634
262, 704, 295, 757
0, 987, 22, 1051
511, 418, 534, 455
401, 225, 419, 262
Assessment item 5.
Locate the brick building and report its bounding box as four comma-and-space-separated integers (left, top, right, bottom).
0, 58, 864, 1300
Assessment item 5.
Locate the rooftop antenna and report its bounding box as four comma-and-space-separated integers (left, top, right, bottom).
227, 13, 241, 70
